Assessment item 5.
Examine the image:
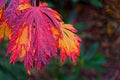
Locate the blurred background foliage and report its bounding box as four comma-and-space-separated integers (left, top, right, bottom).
0, 0, 120, 80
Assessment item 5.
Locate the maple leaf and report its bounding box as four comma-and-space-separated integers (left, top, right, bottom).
4, 1, 82, 74
58, 22, 82, 64
7, 2, 62, 72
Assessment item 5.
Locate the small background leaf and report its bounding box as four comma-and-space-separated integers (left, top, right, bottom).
84, 42, 99, 60
90, 0, 102, 8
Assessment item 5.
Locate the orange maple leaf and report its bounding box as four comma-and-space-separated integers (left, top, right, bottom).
59, 22, 82, 64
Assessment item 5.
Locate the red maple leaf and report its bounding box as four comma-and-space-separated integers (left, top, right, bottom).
1, 0, 82, 74
7, 2, 62, 72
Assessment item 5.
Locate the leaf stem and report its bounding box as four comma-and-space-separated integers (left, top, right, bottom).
36, 0, 39, 6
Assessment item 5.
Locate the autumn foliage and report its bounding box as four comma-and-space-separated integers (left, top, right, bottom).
0, 0, 81, 73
